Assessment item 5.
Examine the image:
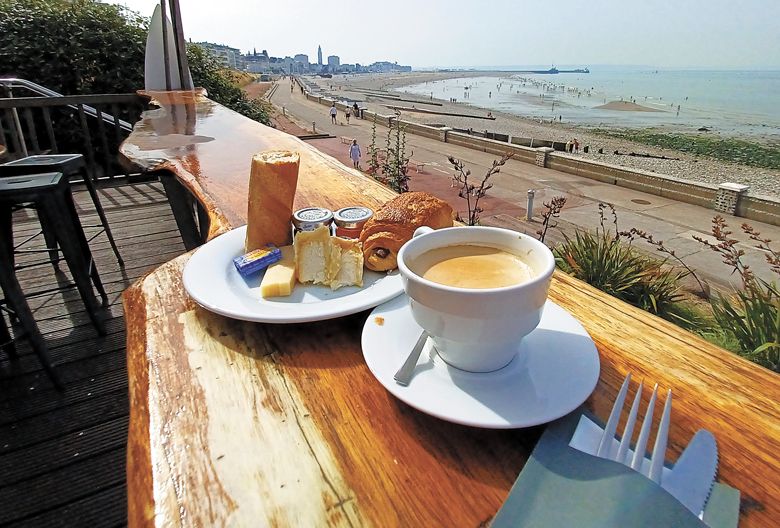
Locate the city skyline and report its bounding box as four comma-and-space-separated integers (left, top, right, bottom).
113, 0, 780, 69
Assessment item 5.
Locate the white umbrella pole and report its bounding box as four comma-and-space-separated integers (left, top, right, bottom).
159, 0, 172, 90
168, 0, 193, 90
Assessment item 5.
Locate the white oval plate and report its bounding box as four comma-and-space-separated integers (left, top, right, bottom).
362, 295, 600, 429
183, 225, 404, 323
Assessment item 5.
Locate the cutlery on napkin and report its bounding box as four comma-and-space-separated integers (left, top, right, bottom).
491, 409, 740, 528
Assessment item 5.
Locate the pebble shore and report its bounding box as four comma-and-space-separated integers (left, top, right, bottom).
317, 72, 780, 198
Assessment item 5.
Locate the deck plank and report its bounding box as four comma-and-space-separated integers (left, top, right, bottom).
0, 179, 184, 526
11, 483, 127, 528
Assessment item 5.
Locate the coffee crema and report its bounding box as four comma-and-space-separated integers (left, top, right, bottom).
415, 245, 534, 289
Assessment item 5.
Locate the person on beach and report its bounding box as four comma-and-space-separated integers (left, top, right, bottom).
349, 139, 361, 169
330, 103, 337, 124
573, 138, 580, 154
345, 107, 351, 124
566, 140, 572, 153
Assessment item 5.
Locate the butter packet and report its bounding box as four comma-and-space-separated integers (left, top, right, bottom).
233, 246, 282, 277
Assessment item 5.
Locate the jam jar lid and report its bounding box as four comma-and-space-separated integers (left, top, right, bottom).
333, 207, 373, 229
292, 207, 333, 229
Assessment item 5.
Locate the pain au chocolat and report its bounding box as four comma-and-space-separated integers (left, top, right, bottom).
359, 192, 453, 271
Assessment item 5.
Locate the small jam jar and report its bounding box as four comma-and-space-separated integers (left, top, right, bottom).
292, 207, 334, 234
333, 206, 373, 239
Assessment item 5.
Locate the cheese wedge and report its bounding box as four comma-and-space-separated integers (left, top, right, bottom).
329, 237, 363, 290
295, 226, 364, 290
260, 245, 296, 298
295, 225, 331, 285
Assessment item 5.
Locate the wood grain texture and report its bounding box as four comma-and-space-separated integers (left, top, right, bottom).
122, 91, 780, 527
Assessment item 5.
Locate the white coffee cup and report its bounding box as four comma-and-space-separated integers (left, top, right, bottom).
397, 226, 555, 372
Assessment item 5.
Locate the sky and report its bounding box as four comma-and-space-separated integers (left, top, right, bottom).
112, 0, 780, 70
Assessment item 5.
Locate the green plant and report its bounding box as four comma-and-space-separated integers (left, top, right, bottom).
0, 1, 269, 125
621, 228, 709, 298
554, 204, 688, 325
447, 153, 511, 225
380, 113, 411, 193
367, 115, 381, 176
693, 216, 780, 371
537, 196, 567, 243
0, 0, 147, 95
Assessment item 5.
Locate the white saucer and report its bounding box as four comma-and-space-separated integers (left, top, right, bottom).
362, 295, 600, 429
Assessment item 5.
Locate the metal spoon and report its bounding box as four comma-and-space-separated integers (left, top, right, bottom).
393, 330, 429, 386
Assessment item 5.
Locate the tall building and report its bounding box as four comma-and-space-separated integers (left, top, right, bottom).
327, 55, 340, 68
245, 49, 270, 73
195, 42, 244, 70
317, 45, 322, 66
294, 54, 310, 70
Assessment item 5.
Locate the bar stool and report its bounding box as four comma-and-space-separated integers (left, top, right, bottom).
0, 172, 107, 337
0, 308, 15, 357
0, 247, 62, 389
0, 154, 123, 267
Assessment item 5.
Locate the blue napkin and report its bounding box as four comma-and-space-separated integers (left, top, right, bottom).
492, 409, 740, 528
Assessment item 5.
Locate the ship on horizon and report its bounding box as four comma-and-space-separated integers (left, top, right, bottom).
517, 66, 590, 74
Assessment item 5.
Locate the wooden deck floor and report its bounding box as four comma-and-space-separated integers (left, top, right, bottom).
0, 180, 184, 527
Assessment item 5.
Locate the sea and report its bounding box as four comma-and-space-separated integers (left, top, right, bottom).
397, 68, 780, 142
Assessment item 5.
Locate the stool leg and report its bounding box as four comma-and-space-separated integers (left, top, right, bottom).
0, 206, 62, 388
0, 310, 17, 358
0, 210, 20, 331
36, 204, 61, 268
43, 191, 106, 335
79, 168, 124, 267
64, 184, 109, 312
90, 259, 109, 308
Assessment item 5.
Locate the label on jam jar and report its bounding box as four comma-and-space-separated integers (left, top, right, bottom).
334, 206, 373, 239
292, 207, 334, 234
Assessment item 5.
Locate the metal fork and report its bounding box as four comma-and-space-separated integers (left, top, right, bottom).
595, 373, 672, 484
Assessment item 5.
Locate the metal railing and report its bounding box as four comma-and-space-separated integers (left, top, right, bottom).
0, 78, 135, 134
0, 85, 147, 179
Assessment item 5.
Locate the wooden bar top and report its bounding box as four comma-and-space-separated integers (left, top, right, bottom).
121, 91, 780, 527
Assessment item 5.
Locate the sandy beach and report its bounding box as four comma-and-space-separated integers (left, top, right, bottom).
594, 100, 663, 112
308, 72, 780, 198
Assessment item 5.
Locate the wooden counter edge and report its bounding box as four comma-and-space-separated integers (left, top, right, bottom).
124, 268, 156, 527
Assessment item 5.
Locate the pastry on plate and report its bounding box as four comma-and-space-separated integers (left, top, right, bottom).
359, 192, 453, 271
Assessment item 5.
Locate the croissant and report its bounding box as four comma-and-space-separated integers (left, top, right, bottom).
359, 192, 453, 271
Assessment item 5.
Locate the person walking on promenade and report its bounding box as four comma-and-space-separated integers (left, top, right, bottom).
345, 107, 351, 124
349, 139, 361, 169
353, 102, 360, 119
330, 103, 337, 124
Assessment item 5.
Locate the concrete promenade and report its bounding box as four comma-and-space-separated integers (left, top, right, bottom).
270, 81, 779, 290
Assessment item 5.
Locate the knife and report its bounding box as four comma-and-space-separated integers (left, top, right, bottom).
661, 429, 719, 515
